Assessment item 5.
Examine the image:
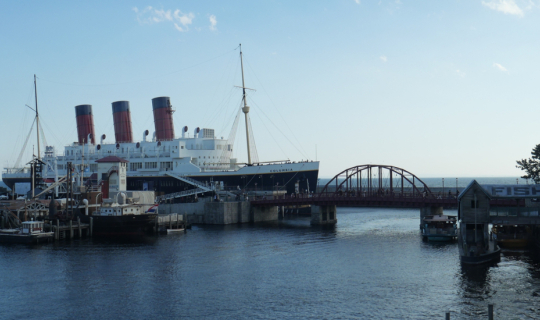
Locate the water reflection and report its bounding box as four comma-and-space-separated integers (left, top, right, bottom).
2, 208, 540, 319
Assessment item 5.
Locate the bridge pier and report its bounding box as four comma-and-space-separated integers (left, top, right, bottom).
311, 205, 337, 225
420, 206, 444, 229
252, 205, 278, 222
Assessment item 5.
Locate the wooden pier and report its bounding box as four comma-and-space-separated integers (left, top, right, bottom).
47, 217, 93, 240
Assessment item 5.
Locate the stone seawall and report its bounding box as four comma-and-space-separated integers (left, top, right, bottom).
159, 201, 277, 225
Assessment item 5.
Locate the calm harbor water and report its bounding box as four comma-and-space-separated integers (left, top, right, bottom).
1, 207, 540, 319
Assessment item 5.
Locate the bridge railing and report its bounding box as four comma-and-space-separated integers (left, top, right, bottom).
315, 191, 454, 200
253, 192, 458, 202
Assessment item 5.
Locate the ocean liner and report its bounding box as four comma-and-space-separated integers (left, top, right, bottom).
3, 46, 319, 198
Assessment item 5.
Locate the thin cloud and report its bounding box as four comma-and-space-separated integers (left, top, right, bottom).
456, 69, 466, 78
355, 0, 361, 4
209, 15, 217, 31
493, 63, 508, 72
174, 10, 194, 32
133, 6, 195, 32
482, 0, 524, 16
380, 56, 387, 62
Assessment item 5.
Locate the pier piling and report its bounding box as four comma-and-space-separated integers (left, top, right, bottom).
90, 217, 93, 237
77, 217, 82, 238
488, 304, 493, 320
69, 220, 73, 239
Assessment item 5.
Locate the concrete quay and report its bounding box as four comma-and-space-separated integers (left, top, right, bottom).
158, 200, 278, 225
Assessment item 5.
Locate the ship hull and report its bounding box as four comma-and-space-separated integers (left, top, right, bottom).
85, 214, 157, 237
127, 169, 319, 195
4, 166, 319, 196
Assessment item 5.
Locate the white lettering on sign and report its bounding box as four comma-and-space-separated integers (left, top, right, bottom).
482, 185, 540, 198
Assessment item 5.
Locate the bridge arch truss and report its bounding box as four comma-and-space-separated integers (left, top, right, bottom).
320, 164, 435, 198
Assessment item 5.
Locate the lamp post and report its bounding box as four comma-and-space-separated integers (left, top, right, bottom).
442, 178, 445, 196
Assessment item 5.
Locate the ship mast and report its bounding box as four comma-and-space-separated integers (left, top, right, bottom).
34, 74, 40, 160
239, 44, 252, 165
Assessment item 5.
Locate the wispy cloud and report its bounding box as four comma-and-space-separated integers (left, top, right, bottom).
355, 0, 361, 4
493, 63, 508, 72
380, 56, 387, 62
456, 69, 466, 78
173, 10, 194, 32
133, 6, 195, 32
209, 15, 217, 31
482, 0, 524, 16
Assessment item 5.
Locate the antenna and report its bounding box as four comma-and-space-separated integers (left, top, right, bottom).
34, 75, 41, 160
239, 43, 256, 165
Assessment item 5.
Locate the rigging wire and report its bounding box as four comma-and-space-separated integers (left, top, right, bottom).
243, 55, 310, 158
10, 84, 36, 164
219, 107, 242, 166
202, 52, 240, 129
39, 121, 48, 150
247, 114, 259, 163
252, 109, 288, 160
219, 97, 244, 141
37, 48, 237, 87
14, 118, 36, 168
248, 98, 308, 159
39, 115, 67, 151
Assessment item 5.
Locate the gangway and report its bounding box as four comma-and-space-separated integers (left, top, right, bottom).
165, 172, 214, 192
156, 187, 209, 202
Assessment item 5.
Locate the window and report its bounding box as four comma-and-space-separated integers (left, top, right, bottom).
471, 200, 479, 208
145, 162, 157, 169
130, 162, 142, 171
160, 162, 172, 170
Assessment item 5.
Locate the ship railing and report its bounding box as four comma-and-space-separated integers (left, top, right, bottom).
314, 191, 441, 199
3, 167, 31, 174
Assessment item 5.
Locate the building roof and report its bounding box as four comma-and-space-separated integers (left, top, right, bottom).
95, 156, 129, 163
457, 179, 492, 201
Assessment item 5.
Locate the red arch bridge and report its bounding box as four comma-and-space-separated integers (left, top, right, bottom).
251, 164, 521, 209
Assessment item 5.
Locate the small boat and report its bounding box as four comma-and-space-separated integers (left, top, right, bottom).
166, 228, 185, 234
91, 200, 157, 237
492, 224, 530, 249
421, 214, 457, 241
0, 221, 54, 244
458, 227, 501, 265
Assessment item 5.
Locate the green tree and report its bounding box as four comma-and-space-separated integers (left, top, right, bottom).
516, 144, 540, 183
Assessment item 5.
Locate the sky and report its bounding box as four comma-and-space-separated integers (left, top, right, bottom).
1, 0, 540, 179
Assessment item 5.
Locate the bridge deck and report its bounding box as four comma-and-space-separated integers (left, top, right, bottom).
251, 194, 524, 209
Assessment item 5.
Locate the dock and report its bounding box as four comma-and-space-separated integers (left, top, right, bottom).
46, 217, 92, 240
155, 213, 188, 234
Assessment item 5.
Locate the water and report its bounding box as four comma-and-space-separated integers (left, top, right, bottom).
1, 208, 540, 319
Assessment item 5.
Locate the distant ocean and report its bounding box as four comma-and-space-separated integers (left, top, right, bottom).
317, 177, 530, 189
